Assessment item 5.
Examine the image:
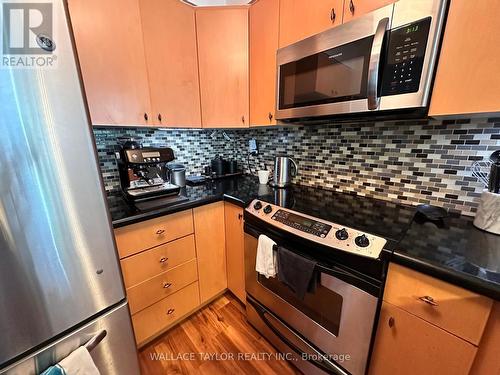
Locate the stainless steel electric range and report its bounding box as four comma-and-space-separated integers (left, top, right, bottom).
243, 188, 415, 375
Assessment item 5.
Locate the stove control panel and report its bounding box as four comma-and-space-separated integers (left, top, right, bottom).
272, 209, 332, 238
246, 199, 387, 259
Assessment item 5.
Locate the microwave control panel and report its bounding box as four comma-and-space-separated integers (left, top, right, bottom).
381, 17, 432, 96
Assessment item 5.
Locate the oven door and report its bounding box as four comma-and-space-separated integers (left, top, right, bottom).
276, 5, 393, 120
244, 231, 378, 375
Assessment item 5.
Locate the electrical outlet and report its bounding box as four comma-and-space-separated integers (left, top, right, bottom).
249, 139, 258, 155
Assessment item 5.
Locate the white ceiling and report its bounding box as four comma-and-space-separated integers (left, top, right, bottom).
184, 0, 252, 5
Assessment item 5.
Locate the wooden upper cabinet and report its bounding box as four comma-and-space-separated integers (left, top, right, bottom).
342, 0, 396, 23
196, 7, 249, 128
249, 0, 279, 126
139, 0, 201, 128
279, 0, 344, 48
369, 302, 477, 375
69, 0, 152, 126
430, 0, 500, 117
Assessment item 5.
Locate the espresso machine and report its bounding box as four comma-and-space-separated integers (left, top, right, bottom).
116, 138, 181, 201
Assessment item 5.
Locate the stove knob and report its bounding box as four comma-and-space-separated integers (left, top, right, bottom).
355, 234, 370, 248
335, 228, 349, 240
263, 205, 273, 214
253, 201, 263, 210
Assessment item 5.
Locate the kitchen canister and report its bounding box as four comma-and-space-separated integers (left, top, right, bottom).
473, 190, 500, 235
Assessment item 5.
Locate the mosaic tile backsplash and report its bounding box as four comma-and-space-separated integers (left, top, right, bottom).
93, 117, 500, 216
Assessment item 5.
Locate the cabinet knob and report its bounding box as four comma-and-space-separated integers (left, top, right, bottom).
330, 8, 336, 22
268, 112, 273, 121
159, 257, 168, 263
158, 113, 162, 122
144, 113, 149, 121
241, 115, 245, 123
418, 295, 439, 307
167, 308, 175, 315
163, 282, 172, 289
156, 229, 165, 235
349, 0, 355, 14
238, 213, 243, 220
388, 316, 395, 328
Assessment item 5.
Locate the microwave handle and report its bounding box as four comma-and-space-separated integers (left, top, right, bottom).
367, 17, 389, 110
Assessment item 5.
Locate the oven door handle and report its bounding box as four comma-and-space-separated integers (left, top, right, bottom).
248, 298, 348, 375
316, 263, 379, 292
367, 17, 389, 110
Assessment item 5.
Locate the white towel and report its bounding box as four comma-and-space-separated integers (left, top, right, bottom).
256, 234, 278, 278
41, 347, 100, 375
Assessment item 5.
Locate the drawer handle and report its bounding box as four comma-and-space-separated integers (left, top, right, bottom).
167, 308, 175, 315
156, 229, 165, 235
419, 295, 439, 307
159, 257, 168, 263
388, 316, 395, 328
163, 282, 172, 289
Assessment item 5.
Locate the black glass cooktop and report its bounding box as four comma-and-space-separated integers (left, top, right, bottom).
254, 184, 416, 251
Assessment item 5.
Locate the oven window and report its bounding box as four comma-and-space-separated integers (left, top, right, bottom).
278, 36, 374, 110
258, 273, 342, 336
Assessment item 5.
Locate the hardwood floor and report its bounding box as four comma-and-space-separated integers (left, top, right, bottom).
139, 293, 301, 374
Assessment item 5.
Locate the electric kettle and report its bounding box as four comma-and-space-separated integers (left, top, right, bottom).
271, 156, 298, 188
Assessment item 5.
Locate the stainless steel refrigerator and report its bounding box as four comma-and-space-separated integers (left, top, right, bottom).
0, 0, 140, 373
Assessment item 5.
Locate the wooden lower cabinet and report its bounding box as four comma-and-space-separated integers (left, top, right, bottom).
127, 259, 198, 315
132, 281, 200, 345
384, 263, 493, 345
369, 302, 477, 375
114, 209, 194, 258
470, 302, 500, 375
224, 202, 246, 303
193, 202, 228, 303
120, 234, 196, 289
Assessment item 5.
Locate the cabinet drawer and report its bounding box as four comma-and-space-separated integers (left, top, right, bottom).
384, 263, 493, 345
132, 281, 200, 345
115, 210, 194, 258
128, 259, 198, 315
369, 302, 477, 375
120, 234, 196, 288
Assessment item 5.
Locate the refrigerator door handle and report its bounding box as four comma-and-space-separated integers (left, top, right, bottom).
84, 330, 107, 352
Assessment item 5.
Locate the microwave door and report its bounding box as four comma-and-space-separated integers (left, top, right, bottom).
277, 36, 374, 115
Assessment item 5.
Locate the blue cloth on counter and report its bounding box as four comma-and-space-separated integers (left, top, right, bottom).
41, 365, 65, 375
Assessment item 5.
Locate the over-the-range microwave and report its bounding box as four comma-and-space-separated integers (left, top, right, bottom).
276, 0, 448, 122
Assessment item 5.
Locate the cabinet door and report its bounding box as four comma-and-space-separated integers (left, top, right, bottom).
196, 8, 249, 128
470, 302, 500, 375
68, 0, 152, 126
224, 203, 245, 303
194, 202, 227, 303
369, 302, 477, 375
249, 0, 279, 126
279, 0, 344, 48
429, 0, 500, 116
139, 0, 201, 128
342, 0, 396, 23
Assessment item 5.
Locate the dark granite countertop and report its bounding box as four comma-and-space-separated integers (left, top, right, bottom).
106, 175, 500, 300
107, 175, 262, 227
395, 213, 500, 300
